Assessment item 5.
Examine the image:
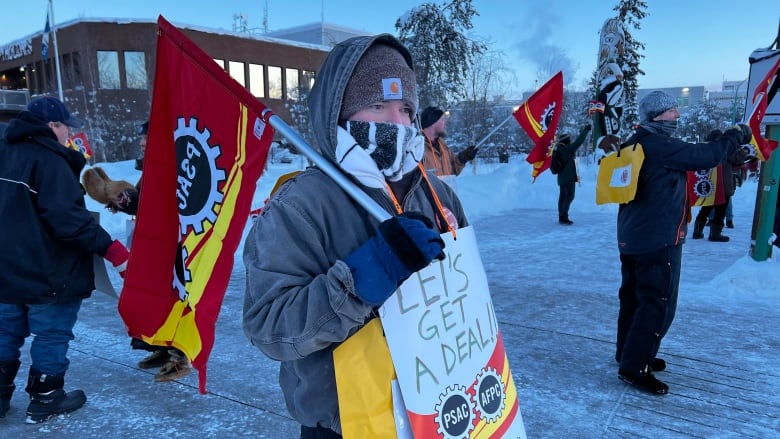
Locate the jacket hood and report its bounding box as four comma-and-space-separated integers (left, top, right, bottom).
5, 111, 59, 144
5, 111, 86, 174
308, 34, 415, 164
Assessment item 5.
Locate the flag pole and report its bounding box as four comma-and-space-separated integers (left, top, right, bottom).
260, 109, 392, 222
473, 113, 516, 149
49, 0, 64, 100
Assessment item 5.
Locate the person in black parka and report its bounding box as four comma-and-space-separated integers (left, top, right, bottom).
614, 91, 752, 396
555, 124, 591, 225
0, 97, 129, 423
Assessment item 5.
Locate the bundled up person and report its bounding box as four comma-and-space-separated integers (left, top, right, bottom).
82, 120, 191, 383
553, 124, 591, 225
614, 91, 752, 396
242, 34, 467, 438
0, 97, 130, 423
420, 106, 477, 184
691, 129, 748, 242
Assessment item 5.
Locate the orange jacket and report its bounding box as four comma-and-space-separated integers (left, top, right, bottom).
422, 136, 465, 177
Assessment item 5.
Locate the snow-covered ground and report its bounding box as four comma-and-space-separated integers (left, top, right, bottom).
3, 153, 778, 437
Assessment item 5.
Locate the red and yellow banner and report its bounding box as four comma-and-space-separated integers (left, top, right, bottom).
118, 16, 273, 393
514, 71, 564, 180
748, 56, 779, 161
67, 132, 92, 158
688, 165, 726, 207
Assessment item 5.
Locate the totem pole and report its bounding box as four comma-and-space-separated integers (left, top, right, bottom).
590, 17, 625, 154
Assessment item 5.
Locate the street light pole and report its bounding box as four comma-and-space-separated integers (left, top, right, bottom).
732, 78, 747, 123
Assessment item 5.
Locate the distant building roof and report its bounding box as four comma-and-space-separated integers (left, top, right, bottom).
0, 17, 333, 55
263, 22, 371, 47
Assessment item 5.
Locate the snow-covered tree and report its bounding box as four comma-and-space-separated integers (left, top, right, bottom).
677, 101, 735, 142
395, 0, 486, 109
613, 0, 647, 134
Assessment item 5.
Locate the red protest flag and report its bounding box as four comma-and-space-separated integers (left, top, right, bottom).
118, 16, 274, 394
67, 132, 92, 158
748, 56, 779, 161
514, 71, 564, 180
688, 165, 726, 207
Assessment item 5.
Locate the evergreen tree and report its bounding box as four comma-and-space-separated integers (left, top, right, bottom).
613, 0, 647, 135
395, 0, 486, 109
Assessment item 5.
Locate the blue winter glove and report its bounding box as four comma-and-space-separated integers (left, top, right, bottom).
344, 212, 446, 306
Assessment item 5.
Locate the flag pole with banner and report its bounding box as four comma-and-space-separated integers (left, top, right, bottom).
46, 0, 64, 100
118, 16, 274, 394
514, 71, 564, 181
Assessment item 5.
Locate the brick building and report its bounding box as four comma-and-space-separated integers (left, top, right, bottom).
0, 18, 350, 162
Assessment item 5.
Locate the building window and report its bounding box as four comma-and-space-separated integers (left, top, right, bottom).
268, 66, 282, 99
286, 68, 299, 101
228, 61, 246, 87
249, 63, 264, 98
33, 61, 44, 94
71, 52, 82, 88
213, 59, 225, 69
124, 51, 147, 89
303, 70, 316, 91
61, 53, 73, 89
97, 50, 120, 89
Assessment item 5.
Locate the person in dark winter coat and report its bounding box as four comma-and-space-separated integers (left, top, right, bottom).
0, 97, 130, 423
242, 34, 467, 438
691, 129, 749, 242
615, 90, 752, 396
81, 120, 191, 383
554, 124, 591, 225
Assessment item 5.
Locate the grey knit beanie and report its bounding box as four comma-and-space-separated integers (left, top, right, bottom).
340, 43, 418, 121
638, 91, 678, 123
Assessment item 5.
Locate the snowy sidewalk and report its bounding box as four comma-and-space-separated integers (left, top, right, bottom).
2, 202, 778, 437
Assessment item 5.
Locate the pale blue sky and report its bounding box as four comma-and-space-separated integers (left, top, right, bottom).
1, 0, 778, 95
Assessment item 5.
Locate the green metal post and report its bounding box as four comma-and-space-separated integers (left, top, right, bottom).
750, 124, 780, 260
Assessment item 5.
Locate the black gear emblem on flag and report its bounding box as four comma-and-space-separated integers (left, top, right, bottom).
174, 117, 226, 235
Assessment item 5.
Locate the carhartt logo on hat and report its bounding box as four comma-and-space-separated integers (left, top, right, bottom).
382, 78, 403, 100
27, 96, 83, 128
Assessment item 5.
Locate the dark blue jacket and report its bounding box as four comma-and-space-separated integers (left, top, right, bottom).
0, 111, 114, 304
617, 125, 742, 254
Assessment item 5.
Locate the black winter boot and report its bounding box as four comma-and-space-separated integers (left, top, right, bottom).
0, 360, 21, 418
726, 219, 734, 228
692, 219, 706, 239
618, 367, 669, 395
708, 224, 730, 242
24, 368, 86, 424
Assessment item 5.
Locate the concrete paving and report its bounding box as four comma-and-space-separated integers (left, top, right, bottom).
2, 207, 778, 438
